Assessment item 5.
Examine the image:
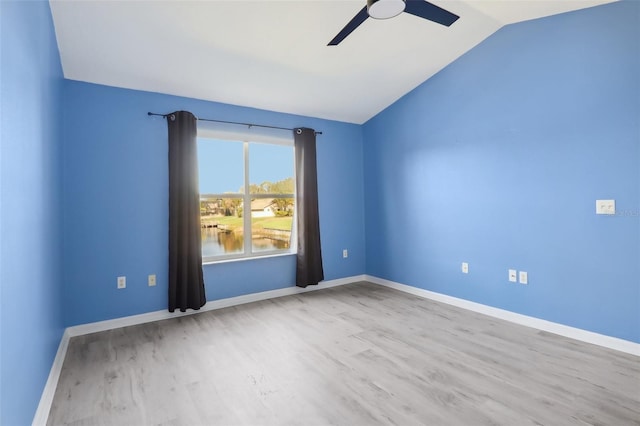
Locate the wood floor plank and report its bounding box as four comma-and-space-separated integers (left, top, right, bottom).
47, 282, 640, 425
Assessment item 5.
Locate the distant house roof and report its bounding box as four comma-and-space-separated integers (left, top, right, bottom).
251, 199, 275, 211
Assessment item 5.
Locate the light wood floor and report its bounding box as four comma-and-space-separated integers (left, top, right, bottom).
48, 282, 639, 425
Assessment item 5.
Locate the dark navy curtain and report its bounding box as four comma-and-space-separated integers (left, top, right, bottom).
167, 111, 206, 311
294, 128, 324, 287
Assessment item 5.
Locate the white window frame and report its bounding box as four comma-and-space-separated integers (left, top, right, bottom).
198, 122, 297, 263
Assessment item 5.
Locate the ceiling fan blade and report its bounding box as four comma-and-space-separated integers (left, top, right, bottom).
328, 6, 369, 46
404, 0, 459, 27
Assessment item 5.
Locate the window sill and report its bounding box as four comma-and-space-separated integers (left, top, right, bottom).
203, 251, 297, 266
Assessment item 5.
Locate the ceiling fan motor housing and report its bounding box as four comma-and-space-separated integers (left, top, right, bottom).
367, 0, 406, 20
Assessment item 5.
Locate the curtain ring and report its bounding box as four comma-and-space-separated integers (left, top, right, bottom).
296, 128, 303, 135
169, 114, 176, 121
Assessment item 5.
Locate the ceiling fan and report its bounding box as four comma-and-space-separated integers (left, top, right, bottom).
328, 0, 460, 46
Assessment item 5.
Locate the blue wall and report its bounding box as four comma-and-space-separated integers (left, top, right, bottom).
363, 1, 640, 342
62, 81, 366, 326
0, 1, 65, 424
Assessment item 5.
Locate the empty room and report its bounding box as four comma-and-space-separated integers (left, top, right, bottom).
1, 0, 638, 425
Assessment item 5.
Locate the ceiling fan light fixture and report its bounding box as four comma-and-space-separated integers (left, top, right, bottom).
367, 0, 406, 20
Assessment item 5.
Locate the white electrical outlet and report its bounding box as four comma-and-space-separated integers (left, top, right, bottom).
508, 269, 517, 283
343, 249, 348, 258
148, 274, 156, 287
596, 199, 615, 215
461, 262, 469, 274
519, 271, 528, 285
117, 276, 126, 289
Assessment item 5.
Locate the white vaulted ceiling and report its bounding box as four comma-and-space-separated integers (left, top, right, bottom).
50, 0, 616, 124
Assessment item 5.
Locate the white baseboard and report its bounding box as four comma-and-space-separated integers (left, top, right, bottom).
365, 275, 640, 357
67, 275, 365, 337
32, 329, 71, 426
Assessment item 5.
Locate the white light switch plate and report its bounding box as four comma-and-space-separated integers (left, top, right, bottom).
508, 269, 517, 282
117, 276, 126, 289
148, 274, 156, 287
461, 262, 469, 274
519, 271, 528, 285
596, 199, 615, 215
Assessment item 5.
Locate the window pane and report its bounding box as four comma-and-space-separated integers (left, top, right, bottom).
198, 139, 244, 194
198, 138, 296, 260
251, 198, 294, 253
249, 143, 294, 194
201, 198, 244, 257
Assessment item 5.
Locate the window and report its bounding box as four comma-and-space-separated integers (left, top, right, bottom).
198, 135, 296, 262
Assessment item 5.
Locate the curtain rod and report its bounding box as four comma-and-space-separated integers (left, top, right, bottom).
147, 112, 322, 135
